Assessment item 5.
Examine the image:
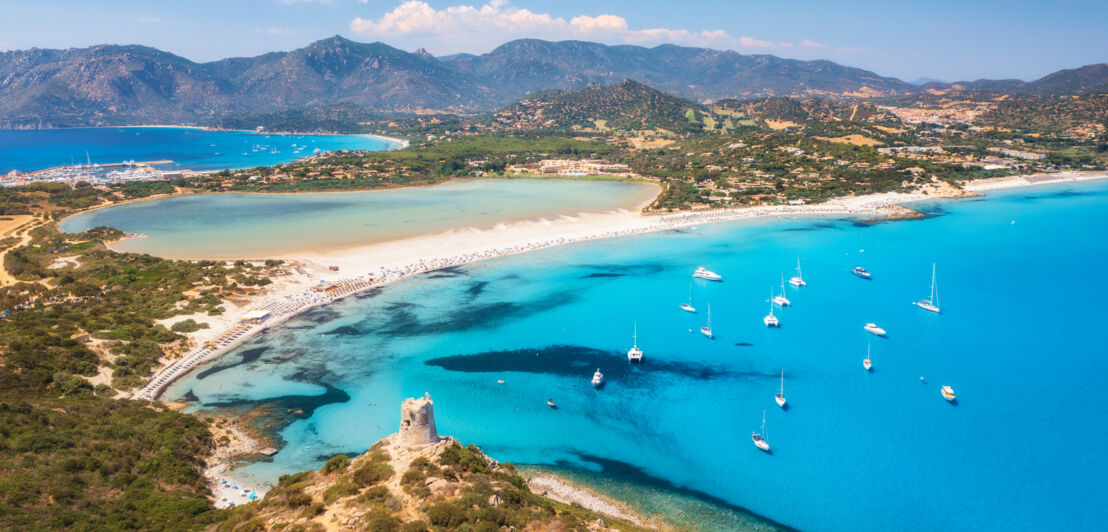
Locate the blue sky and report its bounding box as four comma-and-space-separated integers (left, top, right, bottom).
0, 0, 1104, 82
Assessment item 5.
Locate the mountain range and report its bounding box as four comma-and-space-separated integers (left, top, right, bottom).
1, 36, 1106, 128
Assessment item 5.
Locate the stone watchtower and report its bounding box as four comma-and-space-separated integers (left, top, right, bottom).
399, 393, 439, 448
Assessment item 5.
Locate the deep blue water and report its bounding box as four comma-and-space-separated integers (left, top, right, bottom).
168, 179, 1108, 531
0, 127, 396, 173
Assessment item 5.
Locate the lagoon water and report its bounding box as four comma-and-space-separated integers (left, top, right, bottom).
167, 179, 1108, 531
0, 127, 395, 173
59, 180, 658, 258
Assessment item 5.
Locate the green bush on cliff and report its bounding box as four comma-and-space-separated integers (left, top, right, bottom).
321, 454, 350, 474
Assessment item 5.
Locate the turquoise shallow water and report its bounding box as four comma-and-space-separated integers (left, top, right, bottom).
168, 179, 1108, 531
0, 127, 394, 173
59, 179, 658, 258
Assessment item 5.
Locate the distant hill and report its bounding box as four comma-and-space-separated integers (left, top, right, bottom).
0, 36, 914, 127
1, 36, 1105, 128
930, 64, 1108, 96
444, 39, 916, 102
489, 80, 712, 133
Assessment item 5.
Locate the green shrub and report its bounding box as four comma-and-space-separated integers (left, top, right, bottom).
360, 485, 390, 504
322, 480, 359, 503
426, 502, 466, 528
353, 461, 394, 487
366, 512, 401, 532
321, 454, 350, 474
285, 492, 313, 508
170, 319, 209, 333
300, 502, 326, 519
398, 521, 429, 532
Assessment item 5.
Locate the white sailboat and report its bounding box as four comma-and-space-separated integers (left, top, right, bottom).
863, 340, 872, 371
775, 370, 787, 408
627, 322, 643, 363
764, 290, 779, 327
789, 257, 806, 287
752, 410, 771, 452
680, 284, 696, 313
591, 369, 604, 388
914, 263, 941, 313
700, 304, 714, 338
773, 274, 791, 306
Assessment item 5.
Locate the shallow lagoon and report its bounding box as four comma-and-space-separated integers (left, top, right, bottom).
168, 179, 1108, 531
60, 179, 659, 258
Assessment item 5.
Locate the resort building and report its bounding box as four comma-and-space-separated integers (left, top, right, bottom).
509, 159, 632, 177
238, 309, 272, 325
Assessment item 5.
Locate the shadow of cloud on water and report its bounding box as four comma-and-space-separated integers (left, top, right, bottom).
425, 344, 766, 383
196, 346, 269, 380
379, 290, 580, 337
426, 265, 468, 279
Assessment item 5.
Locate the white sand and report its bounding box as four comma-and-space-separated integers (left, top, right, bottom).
962, 170, 1108, 192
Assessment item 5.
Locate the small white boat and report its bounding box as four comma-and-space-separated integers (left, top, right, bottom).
752, 410, 771, 452
914, 263, 941, 313
680, 284, 696, 313
700, 304, 714, 338
863, 340, 872, 371
852, 266, 872, 279
547, 398, 557, 408
627, 322, 643, 363
775, 370, 787, 408
693, 267, 722, 281
773, 274, 791, 306
591, 369, 604, 388
941, 385, 956, 402
764, 290, 779, 327
863, 322, 886, 336
789, 257, 806, 287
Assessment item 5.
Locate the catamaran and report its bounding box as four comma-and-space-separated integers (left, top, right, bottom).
852, 266, 872, 279
591, 369, 604, 388
863, 322, 886, 336
914, 263, 941, 313
773, 274, 791, 306
764, 290, 780, 327
700, 304, 714, 338
627, 322, 643, 363
775, 370, 787, 408
941, 385, 956, 402
693, 267, 722, 281
752, 410, 771, 452
789, 257, 806, 287
863, 340, 872, 371
680, 284, 696, 313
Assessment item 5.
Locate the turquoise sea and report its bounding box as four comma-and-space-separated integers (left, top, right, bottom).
0, 127, 396, 173
59, 180, 658, 258
166, 179, 1108, 531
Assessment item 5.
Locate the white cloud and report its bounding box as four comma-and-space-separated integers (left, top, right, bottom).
0, 41, 11, 52
350, 1, 798, 53
800, 39, 827, 48
134, 16, 163, 23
